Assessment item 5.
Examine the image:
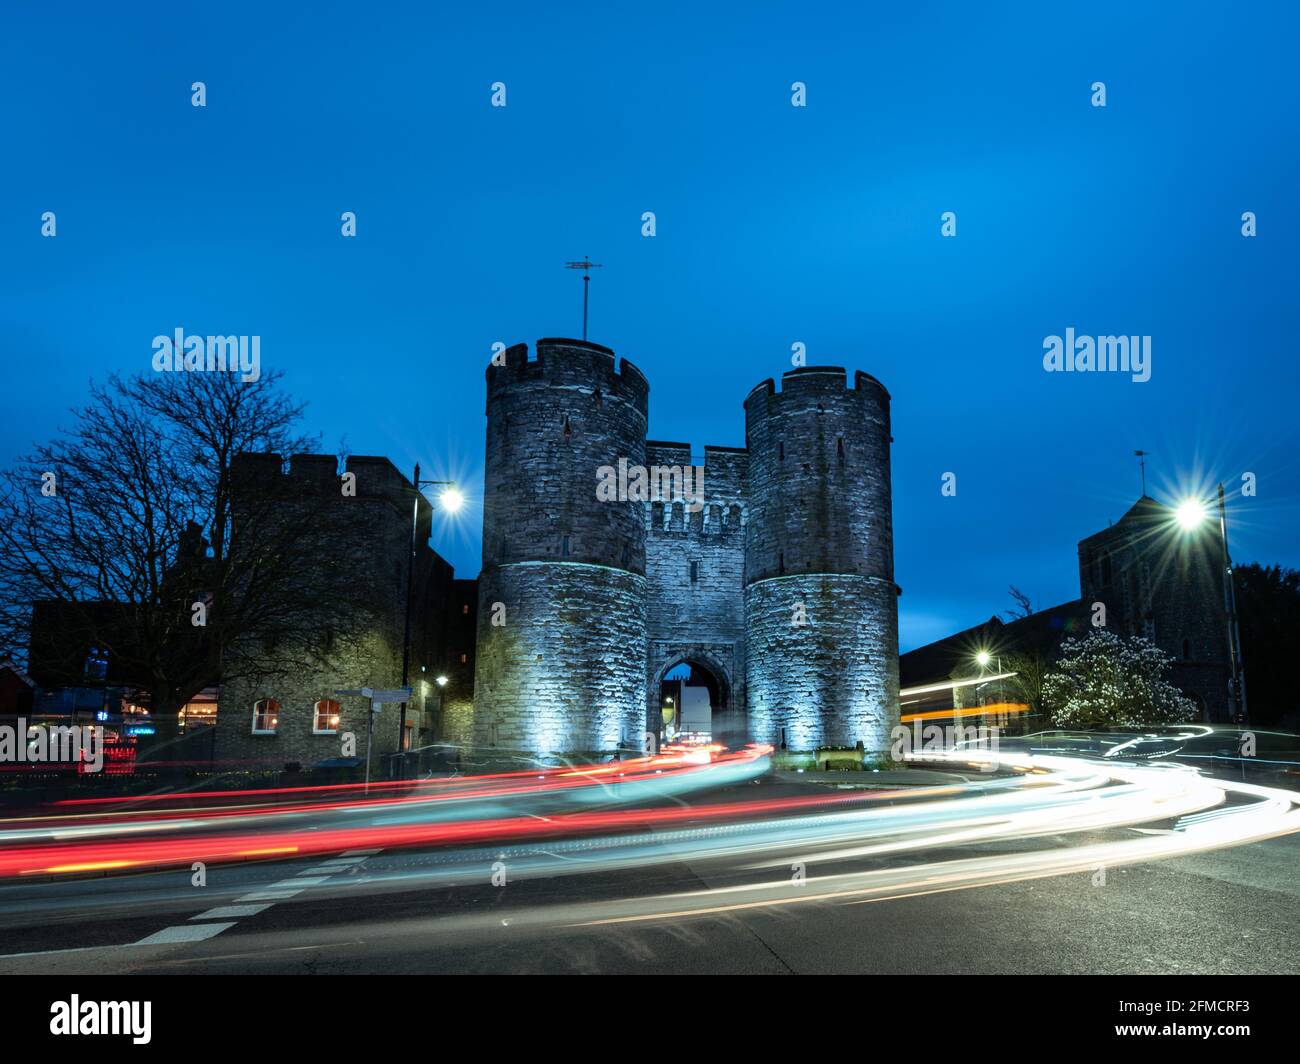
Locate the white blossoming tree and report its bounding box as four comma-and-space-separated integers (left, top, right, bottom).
1042, 630, 1197, 729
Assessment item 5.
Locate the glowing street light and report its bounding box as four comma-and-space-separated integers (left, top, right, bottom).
397, 464, 465, 773
1175, 497, 1208, 531
1173, 486, 1248, 723
439, 486, 465, 513
975, 650, 992, 669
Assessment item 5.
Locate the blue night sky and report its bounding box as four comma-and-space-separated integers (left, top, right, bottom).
2, 1, 1297, 651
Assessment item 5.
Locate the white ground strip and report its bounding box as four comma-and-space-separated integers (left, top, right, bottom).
130, 849, 382, 946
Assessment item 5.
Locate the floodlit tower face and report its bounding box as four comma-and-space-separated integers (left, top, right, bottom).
743, 367, 900, 754
473, 339, 649, 756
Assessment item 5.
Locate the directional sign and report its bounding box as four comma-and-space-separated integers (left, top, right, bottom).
369, 688, 412, 703
333, 687, 374, 699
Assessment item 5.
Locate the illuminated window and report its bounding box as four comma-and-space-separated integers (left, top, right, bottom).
460, 653, 468, 664
313, 698, 341, 734
252, 698, 280, 735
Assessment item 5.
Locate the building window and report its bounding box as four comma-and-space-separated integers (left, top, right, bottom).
462, 603, 469, 614
690, 560, 699, 584
837, 437, 846, 466
313, 698, 341, 734
460, 653, 468, 664
621, 541, 631, 567
252, 698, 280, 735
561, 414, 572, 440
1101, 554, 1112, 586
778, 441, 785, 461
779, 551, 785, 575
83, 647, 108, 681
561, 534, 571, 557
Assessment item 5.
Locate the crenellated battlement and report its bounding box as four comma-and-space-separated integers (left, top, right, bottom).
231, 452, 426, 517
643, 440, 747, 538
486, 338, 649, 414
473, 338, 897, 757
745, 365, 890, 409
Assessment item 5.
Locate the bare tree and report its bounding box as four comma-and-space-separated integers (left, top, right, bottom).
998, 585, 1048, 724
0, 369, 383, 720
1002, 585, 1035, 622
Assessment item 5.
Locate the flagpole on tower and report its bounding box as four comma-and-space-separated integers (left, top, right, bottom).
565, 258, 602, 341
1134, 450, 1149, 497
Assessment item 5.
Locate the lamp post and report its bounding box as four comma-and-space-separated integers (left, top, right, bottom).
973, 650, 1000, 728
398, 463, 463, 776
1175, 486, 1248, 724
435, 674, 448, 737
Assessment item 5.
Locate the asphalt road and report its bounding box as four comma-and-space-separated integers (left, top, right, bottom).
1, 775, 1296, 975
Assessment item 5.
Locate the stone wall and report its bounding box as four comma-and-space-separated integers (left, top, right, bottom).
472, 339, 650, 755
644, 441, 748, 736
745, 574, 900, 750
1078, 497, 1232, 720
213, 454, 443, 771
473, 562, 647, 753
743, 367, 900, 753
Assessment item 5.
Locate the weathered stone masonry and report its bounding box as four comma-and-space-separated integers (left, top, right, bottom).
743, 368, 899, 752
473, 340, 650, 755
472, 341, 901, 756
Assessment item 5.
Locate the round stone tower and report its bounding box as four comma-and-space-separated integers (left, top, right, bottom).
743, 366, 899, 754
473, 338, 649, 756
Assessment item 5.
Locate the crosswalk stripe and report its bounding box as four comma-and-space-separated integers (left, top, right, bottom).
134, 922, 236, 945
190, 904, 273, 920
235, 889, 303, 901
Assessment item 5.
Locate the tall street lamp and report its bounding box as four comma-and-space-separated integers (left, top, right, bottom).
973, 649, 1002, 727
1175, 484, 1248, 724
398, 463, 463, 774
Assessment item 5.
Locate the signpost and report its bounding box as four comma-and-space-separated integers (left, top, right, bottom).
334, 687, 411, 790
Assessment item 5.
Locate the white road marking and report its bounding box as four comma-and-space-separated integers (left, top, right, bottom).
274, 876, 329, 887
134, 922, 236, 945
340, 849, 381, 856
236, 889, 303, 901
190, 904, 272, 920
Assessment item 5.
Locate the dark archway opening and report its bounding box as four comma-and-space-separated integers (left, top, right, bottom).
658, 659, 728, 744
